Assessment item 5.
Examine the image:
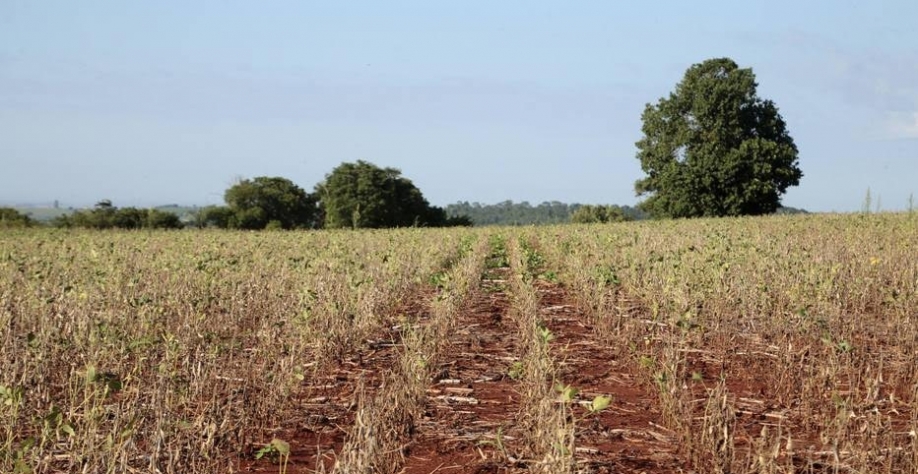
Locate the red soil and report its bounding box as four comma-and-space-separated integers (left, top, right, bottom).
240, 276, 915, 473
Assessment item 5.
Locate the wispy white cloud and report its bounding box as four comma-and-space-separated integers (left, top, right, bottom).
789, 35, 916, 102
741, 29, 918, 140
882, 111, 918, 140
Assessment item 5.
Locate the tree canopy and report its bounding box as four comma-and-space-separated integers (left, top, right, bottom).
317, 160, 451, 229
634, 57, 803, 218
219, 176, 319, 229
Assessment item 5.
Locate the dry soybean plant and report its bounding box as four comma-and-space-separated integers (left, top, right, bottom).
0, 228, 464, 473
542, 214, 918, 471
505, 236, 576, 473
334, 234, 487, 473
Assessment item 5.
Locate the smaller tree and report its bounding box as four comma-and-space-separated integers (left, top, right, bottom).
223, 177, 319, 230
145, 209, 184, 229
318, 160, 452, 229
113, 207, 146, 229
193, 206, 235, 229
0, 208, 35, 228
63, 200, 117, 229
444, 214, 473, 227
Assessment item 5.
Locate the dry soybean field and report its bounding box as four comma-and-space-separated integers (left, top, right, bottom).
2, 214, 918, 473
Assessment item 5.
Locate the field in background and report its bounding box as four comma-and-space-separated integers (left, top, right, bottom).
2, 213, 917, 473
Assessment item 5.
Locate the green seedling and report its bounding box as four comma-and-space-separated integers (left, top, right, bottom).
556, 384, 579, 403
508, 361, 525, 380
589, 395, 612, 414
84, 365, 123, 394
428, 271, 451, 289
256, 438, 291, 474
820, 336, 854, 354
539, 270, 559, 283
0, 385, 24, 407
478, 425, 511, 461
596, 266, 620, 286
41, 406, 75, 439
557, 384, 612, 415
10, 437, 34, 474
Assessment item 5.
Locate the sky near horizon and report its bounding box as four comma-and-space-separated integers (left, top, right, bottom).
2, 1, 917, 212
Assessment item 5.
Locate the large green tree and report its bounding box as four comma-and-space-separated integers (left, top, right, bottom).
635, 58, 803, 218
222, 176, 319, 229
317, 160, 447, 229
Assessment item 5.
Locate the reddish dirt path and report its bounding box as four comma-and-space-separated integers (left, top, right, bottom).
536, 281, 682, 473
241, 274, 918, 473
534, 281, 820, 472
238, 334, 404, 473
538, 281, 918, 472
402, 270, 686, 473
401, 267, 527, 474
240, 290, 435, 473
238, 274, 749, 473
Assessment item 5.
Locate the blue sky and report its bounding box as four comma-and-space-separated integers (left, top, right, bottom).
2, 1, 916, 211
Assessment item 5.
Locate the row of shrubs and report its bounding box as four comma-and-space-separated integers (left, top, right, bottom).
1, 202, 183, 230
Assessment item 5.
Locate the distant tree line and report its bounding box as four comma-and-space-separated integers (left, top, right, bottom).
4, 161, 468, 231
570, 205, 634, 224
445, 201, 645, 226
52, 200, 184, 229
196, 160, 656, 230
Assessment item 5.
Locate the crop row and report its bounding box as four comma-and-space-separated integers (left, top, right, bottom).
0, 228, 471, 473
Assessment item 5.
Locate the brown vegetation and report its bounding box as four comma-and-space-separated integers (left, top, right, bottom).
2, 213, 916, 473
